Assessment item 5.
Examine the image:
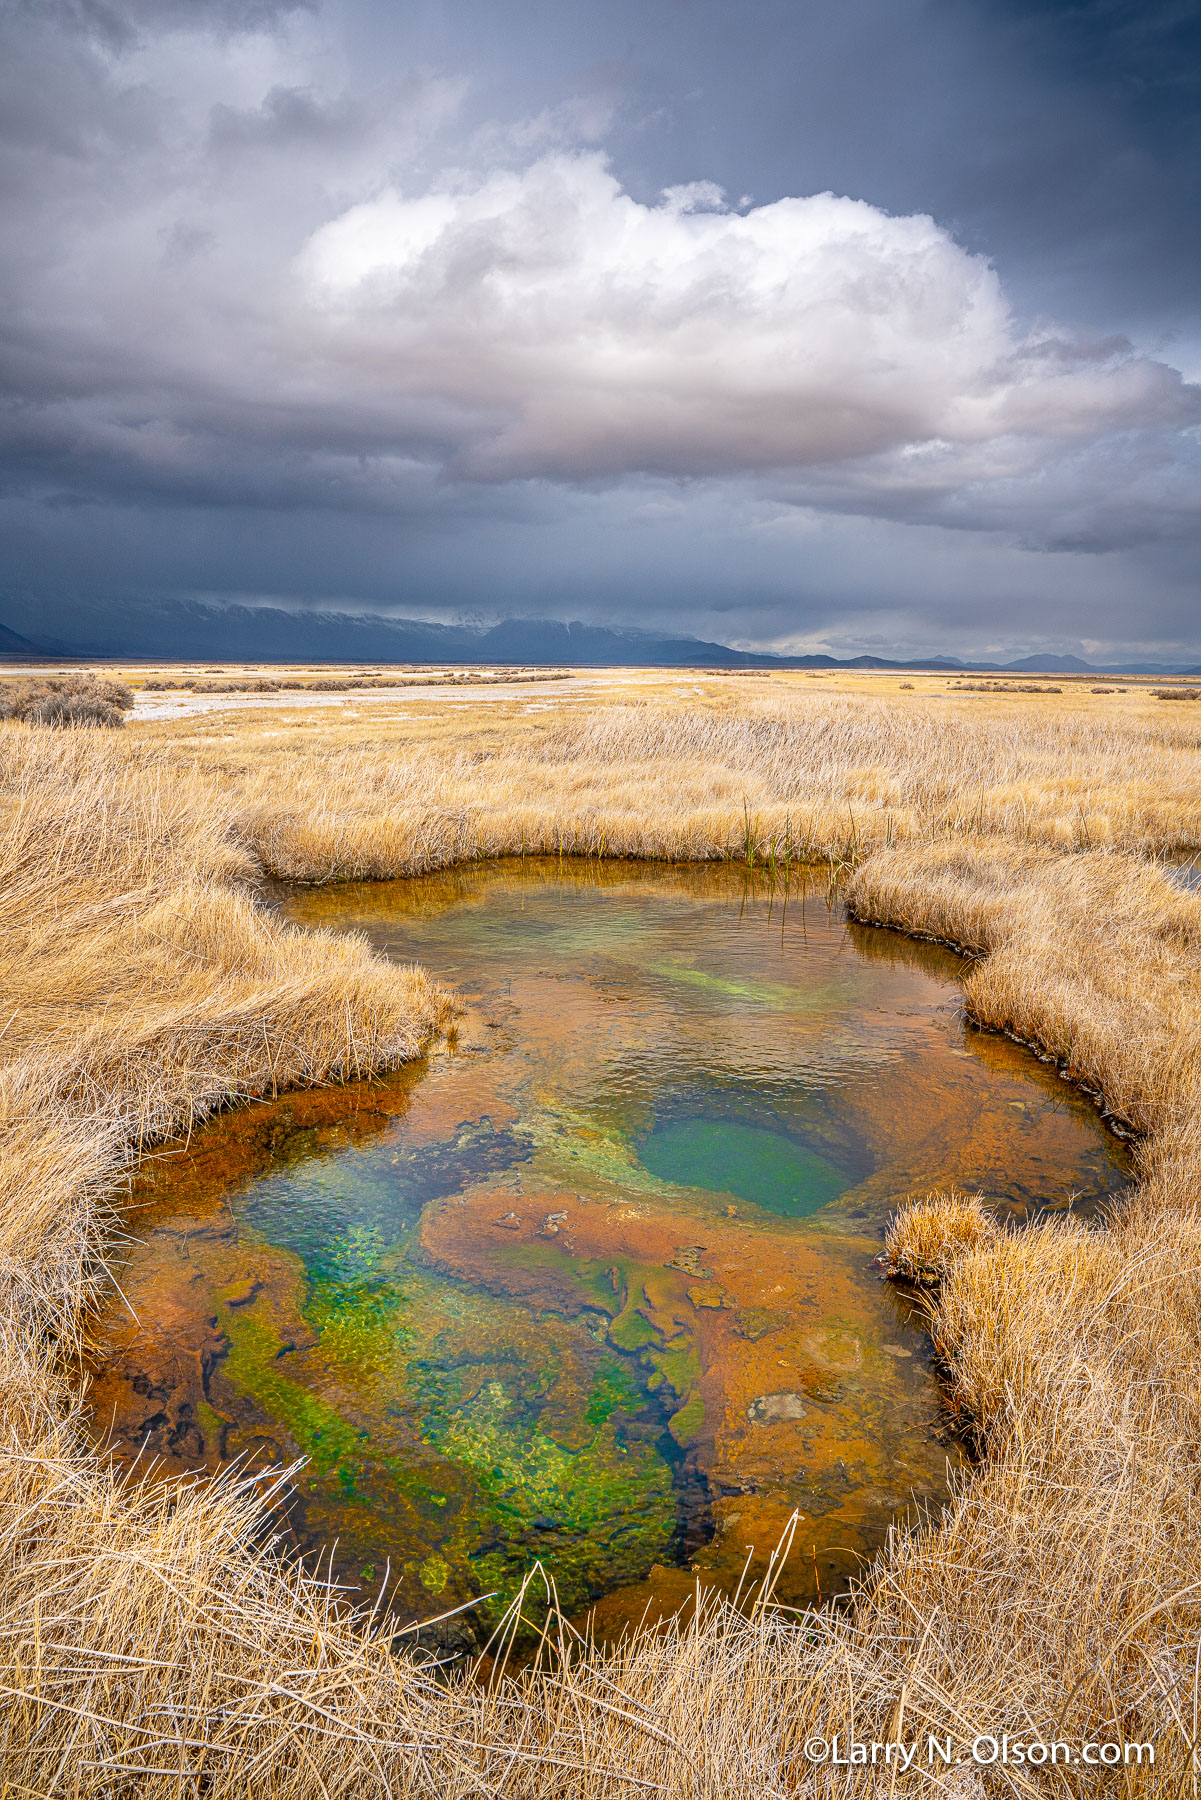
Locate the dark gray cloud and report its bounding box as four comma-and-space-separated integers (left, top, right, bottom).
27, 0, 311, 50
0, 0, 1198, 659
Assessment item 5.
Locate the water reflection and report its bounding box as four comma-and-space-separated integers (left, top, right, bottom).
88, 862, 1130, 1648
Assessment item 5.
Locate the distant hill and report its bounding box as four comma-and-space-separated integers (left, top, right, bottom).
0, 620, 50, 658
2, 598, 868, 667
12, 599, 781, 667
1002, 653, 1094, 672
1, 596, 1197, 674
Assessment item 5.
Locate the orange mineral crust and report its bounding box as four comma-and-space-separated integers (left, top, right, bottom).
419, 1178, 958, 1616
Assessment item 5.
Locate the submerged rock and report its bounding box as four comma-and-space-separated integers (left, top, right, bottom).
746, 1391, 808, 1424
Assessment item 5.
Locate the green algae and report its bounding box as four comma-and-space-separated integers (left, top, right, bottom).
220, 1304, 380, 1493
415, 1365, 673, 1598
216, 1252, 677, 1625
522, 1102, 670, 1194
648, 1335, 701, 1399
646, 959, 851, 1012
401, 1300, 676, 1619
419, 1552, 451, 1594
586, 1356, 649, 1428
463, 1241, 708, 1451
608, 1290, 662, 1352
667, 1389, 705, 1447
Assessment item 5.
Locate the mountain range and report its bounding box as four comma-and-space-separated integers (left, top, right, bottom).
1, 598, 1198, 676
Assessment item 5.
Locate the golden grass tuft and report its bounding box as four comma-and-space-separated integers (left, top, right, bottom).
881, 1190, 1001, 1284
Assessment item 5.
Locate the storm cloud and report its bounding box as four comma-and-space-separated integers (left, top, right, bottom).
1, 0, 1199, 659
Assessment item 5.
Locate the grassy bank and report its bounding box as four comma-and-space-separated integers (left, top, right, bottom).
156, 679, 1201, 872
2, 684, 1200, 1792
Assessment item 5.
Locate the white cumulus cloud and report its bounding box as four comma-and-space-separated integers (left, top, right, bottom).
296, 152, 1197, 483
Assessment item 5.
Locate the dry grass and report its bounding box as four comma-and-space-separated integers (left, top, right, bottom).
170, 685, 1201, 876
841, 845, 1201, 1792
2, 685, 1201, 1791
882, 1191, 1002, 1285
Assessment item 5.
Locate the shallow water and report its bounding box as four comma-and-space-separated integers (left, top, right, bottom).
89, 862, 1130, 1649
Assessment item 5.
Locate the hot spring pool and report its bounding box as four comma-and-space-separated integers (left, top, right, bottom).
89, 862, 1129, 1647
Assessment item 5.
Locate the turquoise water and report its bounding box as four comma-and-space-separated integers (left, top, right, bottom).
639, 1117, 850, 1217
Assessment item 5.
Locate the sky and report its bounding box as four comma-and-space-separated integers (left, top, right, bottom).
1, 0, 1199, 661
